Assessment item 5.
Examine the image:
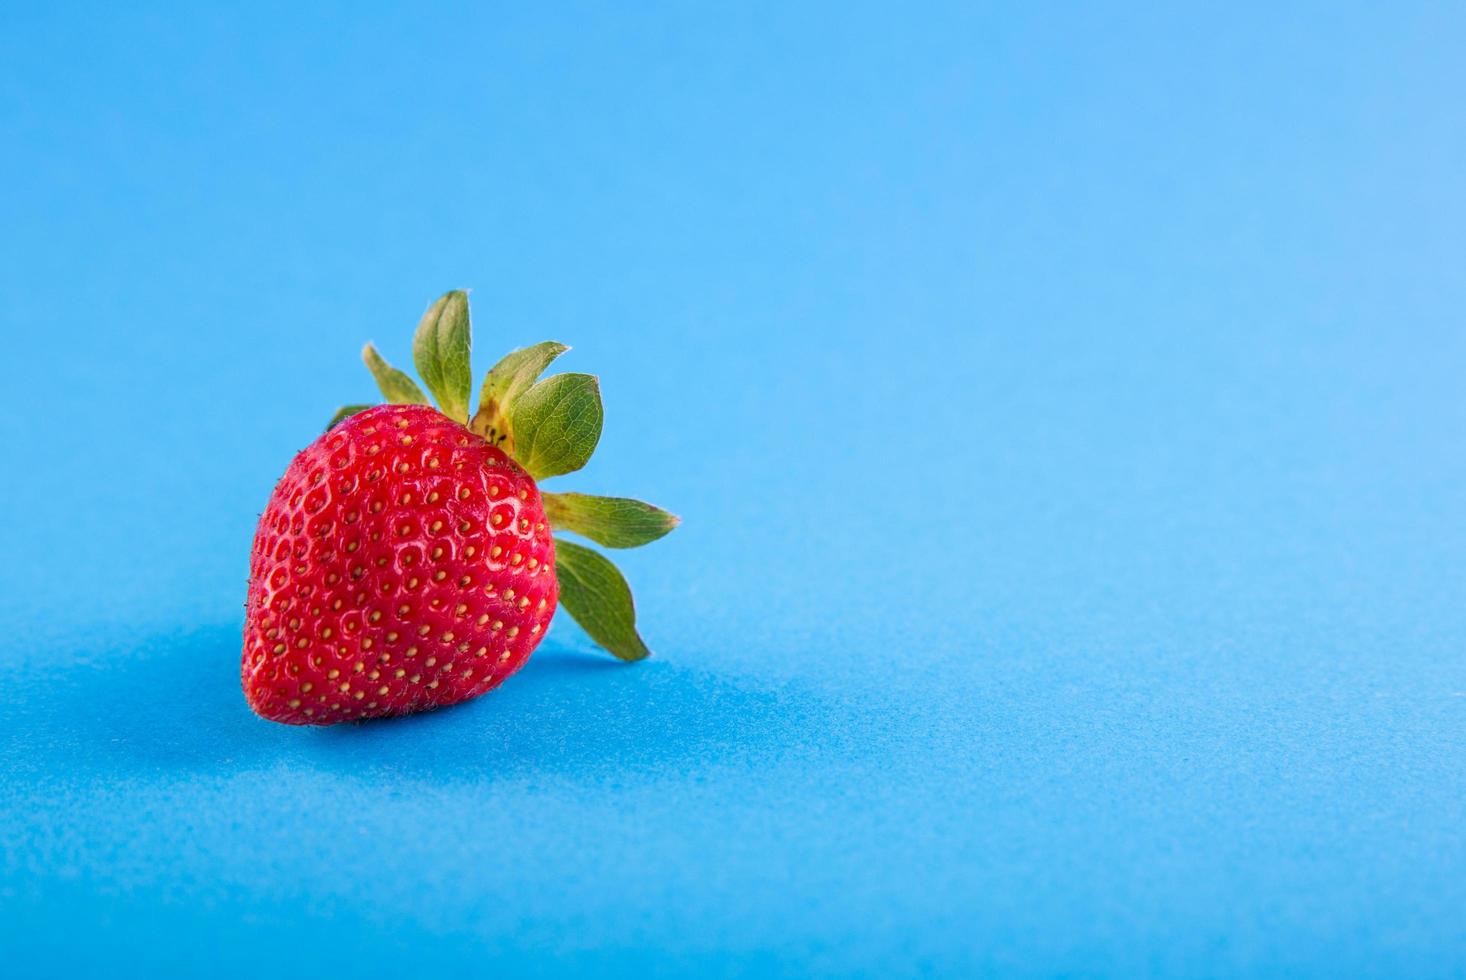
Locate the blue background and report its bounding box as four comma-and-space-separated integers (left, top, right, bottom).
3, 2, 1464, 975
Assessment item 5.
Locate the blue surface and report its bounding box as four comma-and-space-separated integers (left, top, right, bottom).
3, 3, 1465, 976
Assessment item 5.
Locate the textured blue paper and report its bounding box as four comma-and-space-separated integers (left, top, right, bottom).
3, 3, 1464, 976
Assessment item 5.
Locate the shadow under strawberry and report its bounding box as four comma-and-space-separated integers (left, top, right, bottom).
9, 623, 835, 784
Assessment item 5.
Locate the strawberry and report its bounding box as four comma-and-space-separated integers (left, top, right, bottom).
242, 290, 677, 725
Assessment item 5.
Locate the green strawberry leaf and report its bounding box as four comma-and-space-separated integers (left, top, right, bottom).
553, 538, 651, 661
362, 343, 429, 404
326, 404, 374, 430
509, 373, 603, 480
470, 340, 569, 443
544, 492, 680, 549
412, 290, 473, 423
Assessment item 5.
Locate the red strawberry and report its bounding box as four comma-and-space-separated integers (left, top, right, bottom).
242, 290, 678, 725
242, 405, 557, 723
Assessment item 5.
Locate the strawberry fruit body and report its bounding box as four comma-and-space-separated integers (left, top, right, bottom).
243, 405, 557, 724
241, 290, 677, 725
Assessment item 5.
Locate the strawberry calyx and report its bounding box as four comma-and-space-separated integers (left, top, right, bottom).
330, 289, 677, 662
469, 340, 569, 453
